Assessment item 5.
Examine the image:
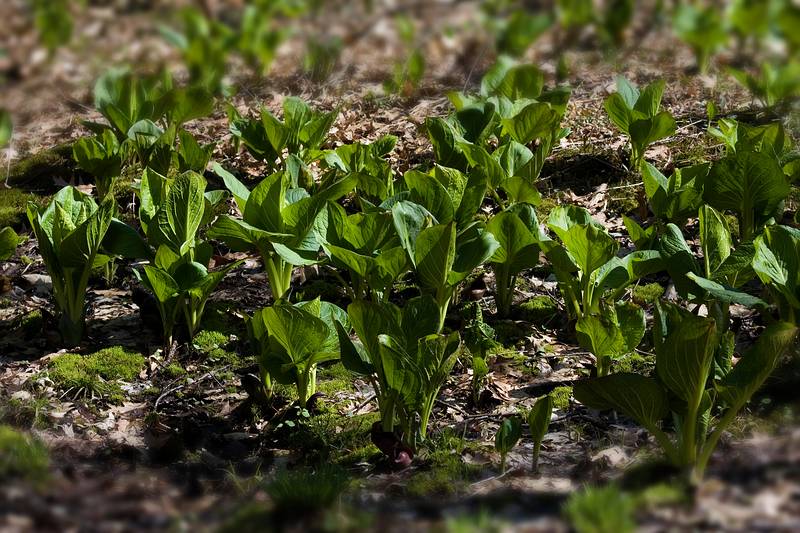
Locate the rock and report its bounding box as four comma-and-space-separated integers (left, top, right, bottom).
10, 390, 32, 401
591, 446, 629, 468
20, 274, 52, 295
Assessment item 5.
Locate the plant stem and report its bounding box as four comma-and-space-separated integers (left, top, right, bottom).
695, 406, 740, 482
263, 253, 293, 301
436, 288, 452, 333
494, 263, 512, 318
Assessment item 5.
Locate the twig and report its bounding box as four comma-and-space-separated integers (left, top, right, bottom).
154, 365, 231, 410
348, 393, 376, 415
435, 398, 469, 416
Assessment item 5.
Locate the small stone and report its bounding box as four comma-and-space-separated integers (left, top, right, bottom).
591, 446, 629, 468
10, 390, 32, 401
20, 274, 52, 295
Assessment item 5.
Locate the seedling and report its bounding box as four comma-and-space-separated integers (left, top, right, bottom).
134, 171, 241, 346
210, 166, 355, 300
487, 204, 547, 317
672, 3, 728, 74
575, 301, 797, 482
542, 205, 662, 375
27, 187, 118, 345
340, 296, 460, 453
0, 227, 19, 260
604, 76, 676, 171
495, 415, 522, 474
248, 298, 347, 407
527, 395, 553, 472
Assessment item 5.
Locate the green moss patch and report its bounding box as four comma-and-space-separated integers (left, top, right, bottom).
518, 295, 560, 325
0, 188, 47, 229
48, 346, 145, 403
0, 425, 49, 483
405, 428, 483, 497
631, 283, 665, 305
8, 144, 79, 191
286, 411, 379, 465
192, 329, 241, 364
549, 385, 573, 410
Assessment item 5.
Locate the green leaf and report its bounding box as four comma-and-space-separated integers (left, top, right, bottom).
686, 273, 768, 308
576, 302, 644, 358
629, 112, 676, 150
753, 225, 800, 311
717, 322, 798, 408
495, 64, 544, 100
155, 171, 206, 255
60, 200, 114, 268
704, 151, 789, 238
405, 169, 456, 224
336, 320, 373, 376
391, 200, 429, 264
487, 209, 541, 273
102, 219, 152, 260
263, 303, 332, 364
634, 79, 665, 117
501, 102, 559, 145
657, 224, 701, 299
574, 373, 669, 430
348, 299, 403, 367
142, 264, 179, 304
604, 92, 632, 133
615, 76, 640, 109
653, 301, 717, 404
415, 222, 457, 293
495, 416, 523, 454
527, 394, 553, 467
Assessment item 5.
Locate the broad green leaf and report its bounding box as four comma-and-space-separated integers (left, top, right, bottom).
629, 111, 676, 148
562, 224, 619, 275
495, 416, 523, 454
687, 273, 768, 308
704, 151, 789, 238
753, 225, 800, 310
450, 223, 499, 285
263, 303, 331, 364
336, 320, 372, 376
500, 102, 559, 145
405, 169, 456, 224
495, 64, 544, 100
653, 301, 717, 404
634, 79, 665, 117
348, 299, 403, 367
425, 117, 466, 170
604, 92, 632, 133
574, 373, 669, 430
392, 200, 430, 264
415, 222, 456, 292
142, 264, 179, 303
717, 322, 798, 407
658, 224, 701, 299
60, 200, 114, 268
487, 210, 541, 273
102, 218, 151, 260
615, 76, 640, 108
159, 171, 206, 255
